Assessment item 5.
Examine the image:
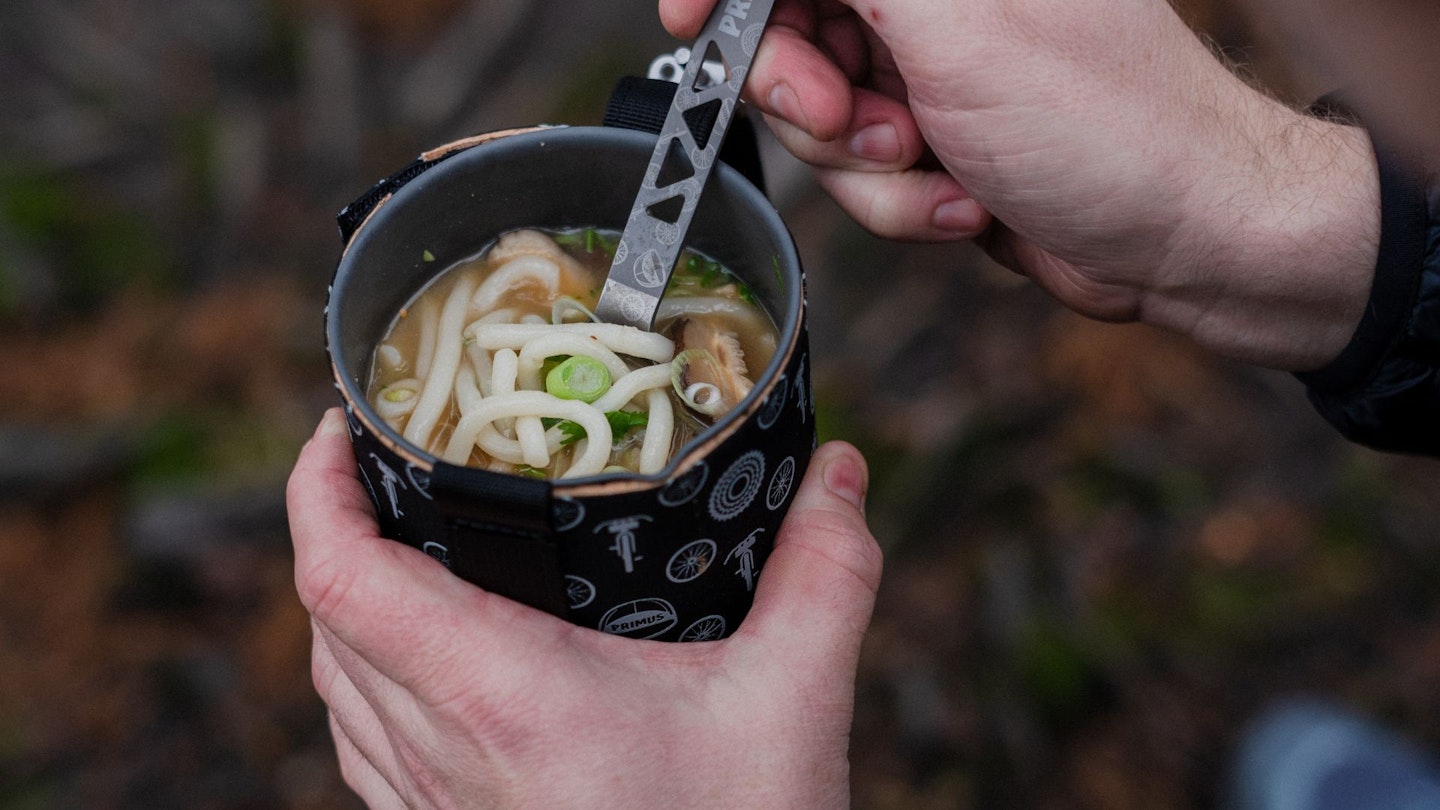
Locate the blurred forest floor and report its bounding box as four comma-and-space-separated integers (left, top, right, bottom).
2, 1, 1439, 808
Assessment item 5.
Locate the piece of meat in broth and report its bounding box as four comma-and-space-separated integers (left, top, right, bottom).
472, 229, 590, 314
489, 229, 566, 264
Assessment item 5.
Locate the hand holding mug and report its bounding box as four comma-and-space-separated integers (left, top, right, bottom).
288, 408, 882, 808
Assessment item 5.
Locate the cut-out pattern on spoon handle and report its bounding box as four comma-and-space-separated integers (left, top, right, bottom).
594, 0, 775, 330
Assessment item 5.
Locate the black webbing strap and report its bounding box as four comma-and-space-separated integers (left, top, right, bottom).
336, 152, 461, 247
428, 462, 567, 616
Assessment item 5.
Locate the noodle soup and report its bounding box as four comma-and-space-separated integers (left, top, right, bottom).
366, 227, 778, 479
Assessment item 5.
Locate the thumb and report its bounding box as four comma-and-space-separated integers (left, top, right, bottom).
738, 441, 882, 667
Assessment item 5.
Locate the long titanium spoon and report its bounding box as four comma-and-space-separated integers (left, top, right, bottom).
593, 0, 776, 330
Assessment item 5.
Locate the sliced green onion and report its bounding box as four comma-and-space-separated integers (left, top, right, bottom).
546, 355, 612, 403
382, 387, 416, 403
539, 356, 567, 385
685, 382, 722, 409
737, 281, 758, 306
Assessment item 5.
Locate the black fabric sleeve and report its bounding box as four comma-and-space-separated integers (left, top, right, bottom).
1294, 129, 1440, 457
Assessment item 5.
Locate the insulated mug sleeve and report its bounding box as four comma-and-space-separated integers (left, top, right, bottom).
604, 76, 767, 195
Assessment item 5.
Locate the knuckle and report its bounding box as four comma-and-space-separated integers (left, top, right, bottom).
311, 646, 339, 702
781, 507, 884, 594
296, 550, 359, 625
391, 736, 451, 805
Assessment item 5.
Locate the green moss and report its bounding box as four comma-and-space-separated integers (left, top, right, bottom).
129, 409, 300, 490
0, 169, 174, 310
131, 412, 214, 487
1013, 617, 1110, 730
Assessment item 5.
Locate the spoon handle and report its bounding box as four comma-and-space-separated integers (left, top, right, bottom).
594, 0, 775, 330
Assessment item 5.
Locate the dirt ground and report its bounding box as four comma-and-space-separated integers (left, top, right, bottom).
2, 1, 1438, 808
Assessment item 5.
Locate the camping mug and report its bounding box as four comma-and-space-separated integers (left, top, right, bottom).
326, 124, 814, 641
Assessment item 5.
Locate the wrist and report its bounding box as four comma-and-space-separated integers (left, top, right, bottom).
1149, 93, 1380, 370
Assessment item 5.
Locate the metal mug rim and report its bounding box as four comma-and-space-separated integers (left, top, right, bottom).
326, 125, 805, 495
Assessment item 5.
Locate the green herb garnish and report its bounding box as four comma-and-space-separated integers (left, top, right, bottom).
551, 410, 649, 446
555, 228, 618, 259
604, 409, 649, 439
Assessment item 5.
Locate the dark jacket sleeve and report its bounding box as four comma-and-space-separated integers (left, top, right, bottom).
1294, 133, 1440, 457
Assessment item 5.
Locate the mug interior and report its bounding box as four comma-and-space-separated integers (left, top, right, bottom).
328, 126, 802, 480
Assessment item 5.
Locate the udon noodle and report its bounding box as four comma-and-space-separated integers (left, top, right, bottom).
366, 227, 778, 479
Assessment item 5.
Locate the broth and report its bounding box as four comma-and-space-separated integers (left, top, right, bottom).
366, 227, 778, 478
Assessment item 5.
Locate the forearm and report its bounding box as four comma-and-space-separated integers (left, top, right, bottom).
1146, 84, 1381, 371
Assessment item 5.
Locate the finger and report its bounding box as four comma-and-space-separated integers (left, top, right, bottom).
329, 711, 408, 810
745, 22, 855, 140
664, 2, 860, 142
814, 165, 992, 241
762, 86, 927, 170
287, 409, 439, 639
287, 408, 382, 546
282, 409, 502, 629
312, 619, 407, 785
288, 411, 574, 705
737, 441, 882, 670
660, 0, 825, 41
313, 616, 433, 734
315, 619, 472, 810
657, 0, 719, 39
288, 411, 486, 673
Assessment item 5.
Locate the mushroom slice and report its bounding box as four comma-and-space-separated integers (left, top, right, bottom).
676, 318, 754, 417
